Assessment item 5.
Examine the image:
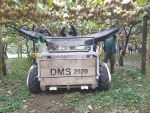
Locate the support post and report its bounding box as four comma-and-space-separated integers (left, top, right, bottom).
141, 16, 147, 75
146, 28, 150, 78
116, 36, 118, 64
20, 43, 22, 58
2, 44, 7, 76
0, 24, 2, 80
18, 41, 19, 58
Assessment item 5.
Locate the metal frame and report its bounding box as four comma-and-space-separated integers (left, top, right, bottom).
16, 25, 121, 91
36, 48, 100, 82
31, 37, 110, 89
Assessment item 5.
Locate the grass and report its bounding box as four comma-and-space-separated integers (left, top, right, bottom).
0, 53, 150, 113
58, 53, 150, 113
0, 58, 32, 113
60, 68, 150, 113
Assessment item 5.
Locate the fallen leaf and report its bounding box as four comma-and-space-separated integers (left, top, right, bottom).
141, 95, 145, 98
84, 110, 89, 113
135, 110, 139, 113
95, 106, 98, 110
30, 109, 36, 113
23, 100, 27, 103
59, 104, 63, 107
107, 103, 110, 105
138, 84, 143, 87
99, 106, 102, 109
15, 83, 21, 86
30, 99, 34, 102
138, 77, 142, 80
23, 105, 28, 109
88, 105, 93, 110
56, 102, 59, 105
7, 91, 12, 94
111, 85, 114, 87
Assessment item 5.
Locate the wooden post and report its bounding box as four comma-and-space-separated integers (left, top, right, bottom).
116, 35, 119, 65
18, 41, 19, 58
0, 24, 2, 80
141, 16, 147, 75
20, 44, 22, 58
146, 28, 150, 78
2, 44, 7, 76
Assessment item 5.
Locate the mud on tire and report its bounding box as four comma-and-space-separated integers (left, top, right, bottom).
28, 67, 41, 93
98, 65, 110, 91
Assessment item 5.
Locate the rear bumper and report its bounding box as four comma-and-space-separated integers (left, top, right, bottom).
40, 76, 97, 91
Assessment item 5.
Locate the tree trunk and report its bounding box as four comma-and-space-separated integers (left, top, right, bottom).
141, 16, 147, 75
146, 26, 150, 78
0, 24, 2, 80
122, 36, 129, 57
18, 41, 19, 58
116, 36, 118, 64
119, 35, 129, 66
4, 43, 8, 58
20, 44, 22, 58
26, 38, 30, 57
2, 44, 7, 76
119, 36, 125, 66
119, 55, 123, 66
119, 24, 135, 66
118, 19, 142, 66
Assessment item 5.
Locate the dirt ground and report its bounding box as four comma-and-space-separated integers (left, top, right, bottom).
19, 54, 142, 113
3, 53, 145, 113
22, 89, 96, 113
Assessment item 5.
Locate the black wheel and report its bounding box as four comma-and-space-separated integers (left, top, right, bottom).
28, 67, 41, 93
98, 65, 110, 91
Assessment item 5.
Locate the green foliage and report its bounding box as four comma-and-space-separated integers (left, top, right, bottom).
0, 58, 32, 113
95, 23, 102, 28
89, 0, 104, 7
137, 0, 146, 3
80, 2, 84, 6
48, 0, 53, 8
66, 1, 71, 7
6, 41, 32, 54
0, 53, 150, 112
55, 54, 150, 113
13, 0, 20, 7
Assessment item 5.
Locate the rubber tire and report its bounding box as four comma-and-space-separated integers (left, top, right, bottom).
28, 67, 41, 93
98, 65, 110, 91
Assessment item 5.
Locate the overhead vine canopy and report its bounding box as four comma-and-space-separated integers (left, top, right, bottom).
0, 0, 148, 26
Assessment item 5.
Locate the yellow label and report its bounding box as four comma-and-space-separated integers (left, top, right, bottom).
99, 51, 103, 55
33, 53, 36, 57
7, 0, 13, 2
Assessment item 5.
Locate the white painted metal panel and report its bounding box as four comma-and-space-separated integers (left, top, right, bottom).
40, 58, 96, 77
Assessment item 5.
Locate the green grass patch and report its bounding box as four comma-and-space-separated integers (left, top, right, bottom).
0, 58, 32, 113
60, 68, 150, 113
0, 53, 150, 113
59, 53, 150, 112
